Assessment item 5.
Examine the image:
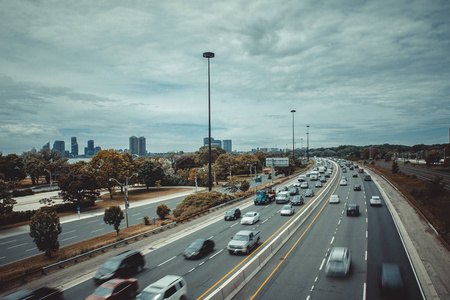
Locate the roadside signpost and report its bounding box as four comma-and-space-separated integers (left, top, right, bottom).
266, 158, 290, 184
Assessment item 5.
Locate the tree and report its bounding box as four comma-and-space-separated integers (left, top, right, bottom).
175, 155, 197, 171
426, 150, 441, 165
392, 160, 400, 174
90, 150, 138, 199
239, 180, 250, 192
104, 206, 124, 235
24, 156, 45, 185
226, 179, 240, 193
0, 154, 26, 182
58, 164, 100, 206
140, 160, 165, 188
29, 209, 62, 257
156, 204, 171, 220
0, 179, 17, 214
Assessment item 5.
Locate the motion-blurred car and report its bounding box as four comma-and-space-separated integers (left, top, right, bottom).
370, 196, 382, 206
241, 212, 260, 224
300, 182, 309, 189
277, 186, 289, 193
320, 176, 327, 182
137, 275, 187, 300
276, 191, 290, 204
1, 287, 64, 300
380, 263, 405, 297
293, 181, 301, 187
291, 195, 304, 206
305, 189, 315, 197
353, 184, 361, 191
224, 208, 241, 221
346, 204, 360, 216
352, 173, 358, 178
183, 239, 215, 259
315, 181, 323, 188
86, 278, 138, 300
280, 204, 295, 216
93, 250, 145, 284
329, 195, 340, 204
364, 174, 372, 181
340, 179, 347, 186
325, 247, 351, 277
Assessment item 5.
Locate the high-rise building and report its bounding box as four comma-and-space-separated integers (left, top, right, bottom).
42, 142, 50, 150
203, 137, 222, 148
129, 136, 146, 156
223, 140, 232, 152
85, 140, 95, 156
53, 140, 65, 154
71, 137, 78, 157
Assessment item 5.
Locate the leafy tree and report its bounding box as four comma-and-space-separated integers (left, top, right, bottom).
239, 180, 250, 192
156, 204, 171, 220
1, 179, 17, 214
90, 150, 138, 199
140, 160, 165, 188
215, 154, 235, 179
392, 160, 400, 174
175, 155, 197, 171
23, 154, 45, 185
196, 146, 225, 167
58, 164, 99, 206
426, 150, 441, 165
104, 206, 124, 235
29, 209, 62, 257
384, 151, 393, 162
0, 154, 26, 182
226, 179, 240, 193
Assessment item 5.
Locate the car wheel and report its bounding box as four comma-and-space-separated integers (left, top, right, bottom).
180, 295, 187, 300
136, 264, 143, 273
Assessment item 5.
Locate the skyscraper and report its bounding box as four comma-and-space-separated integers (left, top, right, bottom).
223, 140, 232, 153
85, 140, 95, 156
53, 140, 65, 154
129, 136, 146, 156
71, 137, 78, 157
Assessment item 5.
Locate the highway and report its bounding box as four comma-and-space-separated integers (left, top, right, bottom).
0, 159, 424, 299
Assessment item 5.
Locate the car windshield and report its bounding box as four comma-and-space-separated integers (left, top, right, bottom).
138, 291, 163, 300
233, 235, 248, 241
93, 286, 113, 297
225, 210, 234, 216
100, 259, 121, 271
282, 205, 291, 210
244, 213, 254, 217
188, 240, 203, 249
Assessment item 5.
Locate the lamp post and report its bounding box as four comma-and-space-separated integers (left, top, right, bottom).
203, 51, 215, 191
291, 110, 296, 160
306, 125, 310, 161
109, 173, 138, 228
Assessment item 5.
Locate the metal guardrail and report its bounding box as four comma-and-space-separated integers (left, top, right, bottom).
42, 222, 177, 273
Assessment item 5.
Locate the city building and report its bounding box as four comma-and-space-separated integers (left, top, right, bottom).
53, 140, 65, 154
203, 137, 222, 148
42, 142, 50, 150
71, 137, 78, 157
85, 140, 95, 156
129, 136, 146, 156
223, 140, 232, 152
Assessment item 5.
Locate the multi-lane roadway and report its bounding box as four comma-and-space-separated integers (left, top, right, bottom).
1, 159, 423, 299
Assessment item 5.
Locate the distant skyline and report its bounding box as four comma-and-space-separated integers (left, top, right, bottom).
1, 1, 449, 155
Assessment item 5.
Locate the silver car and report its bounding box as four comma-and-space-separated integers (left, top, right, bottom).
280, 204, 295, 216
325, 247, 351, 277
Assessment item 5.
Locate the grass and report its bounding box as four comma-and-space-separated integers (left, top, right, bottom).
366, 163, 450, 246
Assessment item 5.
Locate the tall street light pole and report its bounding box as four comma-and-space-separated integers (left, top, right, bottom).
203, 52, 215, 192
291, 110, 296, 160
306, 125, 310, 161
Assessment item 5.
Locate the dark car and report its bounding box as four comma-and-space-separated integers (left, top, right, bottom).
224, 208, 241, 221
289, 187, 299, 196
346, 204, 360, 216
291, 195, 304, 206
380, 263, 406, 297
183, 238, 215, 259
93, 250, 145, 285
305, 189, 314, 197
353, 184, 361, 191
86, 278, 138, 300
352, 173, 358, 178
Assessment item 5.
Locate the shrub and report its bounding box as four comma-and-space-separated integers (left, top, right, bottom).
143, 216, 151, 225
156, 204, 171, 220
12, 189, 34, 197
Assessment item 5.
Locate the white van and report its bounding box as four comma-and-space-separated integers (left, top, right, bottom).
138, 275, 187, 300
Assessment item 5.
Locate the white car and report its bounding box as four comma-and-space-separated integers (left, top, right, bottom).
340, 179, 347, 186
138, 275, 187, 300
329, 195, 340, 204
280, 204, 295, 216
300, 182, 309, 189
370, 196, 382, 206
293, 181, 301, 187
241, 212, 260, 225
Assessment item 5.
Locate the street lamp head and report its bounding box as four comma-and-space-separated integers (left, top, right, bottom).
291, 110, 296, 113
203, 52, 215, 58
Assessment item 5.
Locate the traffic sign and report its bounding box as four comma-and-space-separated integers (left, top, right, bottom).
266, 157, 289, 167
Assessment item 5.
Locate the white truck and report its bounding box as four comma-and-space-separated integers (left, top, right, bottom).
227, 230, 260, 254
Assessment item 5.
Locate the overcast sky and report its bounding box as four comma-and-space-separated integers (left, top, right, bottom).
1, 0, 449, 155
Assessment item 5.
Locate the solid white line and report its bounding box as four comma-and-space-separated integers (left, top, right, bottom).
26, 248, 36, 252
7, 243, 27, 249
87, 220, 97, 223
157, 256, 177, 267
61, 236, 77, 242
0, 240, 16, 245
